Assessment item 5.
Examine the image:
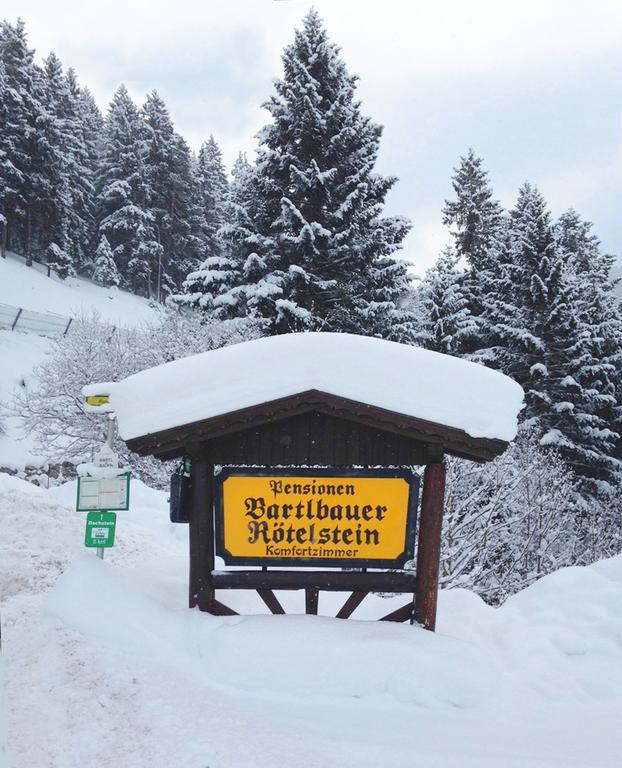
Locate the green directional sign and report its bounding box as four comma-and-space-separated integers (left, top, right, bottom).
85, 511, 117, 548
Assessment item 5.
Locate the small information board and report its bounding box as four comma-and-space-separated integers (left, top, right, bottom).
76, 472, 130, 512
84, 511, 117, 548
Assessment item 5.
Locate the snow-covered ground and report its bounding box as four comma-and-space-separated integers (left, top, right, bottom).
2, 472, 622, 768
0, 254, 159, 469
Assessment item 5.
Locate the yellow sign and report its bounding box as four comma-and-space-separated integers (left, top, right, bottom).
85, 395, 110, 407
215, 469, 418, 567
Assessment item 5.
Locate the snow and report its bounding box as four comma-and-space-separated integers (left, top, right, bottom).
0, 329, 50, 468
87, 332, 524, 443
0, 255, 160, 468
2, 472, 622, 767
0, 252, 158, 327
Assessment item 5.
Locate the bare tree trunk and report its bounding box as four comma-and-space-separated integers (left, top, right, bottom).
25, 206, 33, 267
0, 219, 6, 258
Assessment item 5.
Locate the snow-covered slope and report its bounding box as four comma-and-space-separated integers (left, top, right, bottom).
2, 473, 622, 767
0, 254, 159, 469
0, 252, 157, 326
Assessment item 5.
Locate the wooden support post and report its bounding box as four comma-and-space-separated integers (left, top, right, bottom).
305, 588, 319, 615
189, 458, 215, 611
414, 461, 446, 631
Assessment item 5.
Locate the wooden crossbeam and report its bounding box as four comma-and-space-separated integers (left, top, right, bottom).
211, 569, 416, 593
379, 602, 414, 623
209, 598, 239, 616
335, 591, 367, 619
257, 589, 285, 615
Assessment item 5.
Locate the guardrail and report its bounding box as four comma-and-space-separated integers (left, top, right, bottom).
0, 302, 73, 337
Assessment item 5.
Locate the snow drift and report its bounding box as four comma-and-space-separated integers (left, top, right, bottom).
2, 474, 622, 767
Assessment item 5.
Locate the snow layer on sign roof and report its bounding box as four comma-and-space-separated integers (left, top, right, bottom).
91, 333, 524, 443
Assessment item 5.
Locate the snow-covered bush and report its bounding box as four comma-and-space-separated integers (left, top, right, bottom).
7, 310, 262, 487
441, 428, 621, 604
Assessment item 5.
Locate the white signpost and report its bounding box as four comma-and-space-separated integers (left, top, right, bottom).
76, 406, 131, 559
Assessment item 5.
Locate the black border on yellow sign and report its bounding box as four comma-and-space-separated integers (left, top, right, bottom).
214, 466, 420, 568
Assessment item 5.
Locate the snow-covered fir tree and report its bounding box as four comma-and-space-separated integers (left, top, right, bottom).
553, 209, 622, 494
63, 68, 98, 273
38, 53, 80, 274
443, 148, 504, 271
92, 234, 120, 286
193, 10, 414, 338
196, 135, 229, 259
442, 149, 505, 352
96, 85, 159, 296
141, 91, 201, 297
477, 184, 622, 496
0, 20, 44, 265
177, 152, 256, 319
44, 241, 73, 279
418, 246, 477, 355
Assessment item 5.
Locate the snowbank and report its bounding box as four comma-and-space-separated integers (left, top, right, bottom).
86, 332, 524, 443
2, 474, 622, 767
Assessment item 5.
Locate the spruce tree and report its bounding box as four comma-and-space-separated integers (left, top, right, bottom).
419, 246, 477, 355
45, 241, 73, 279
92, 235, 120, 286
443, 149, 504, 352
554, 210, 622, 494
141, 90, 203, 297
443, 148, 504, 271
0, 20, 42, 264
196, 135, 229, 259
96, 85, 158, 295
481, 184, 621, 495
63, 68, 98, 272
200, 10, 413, 338
178, 152, 256, 319
38, 53, 76, 270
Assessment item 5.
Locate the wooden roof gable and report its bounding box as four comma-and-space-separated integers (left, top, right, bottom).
126, 388, 508, 463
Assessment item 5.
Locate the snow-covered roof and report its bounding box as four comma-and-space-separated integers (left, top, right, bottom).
84, 333, 524, 446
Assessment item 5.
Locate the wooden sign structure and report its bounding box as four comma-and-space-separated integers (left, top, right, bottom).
127, 389, 509, 630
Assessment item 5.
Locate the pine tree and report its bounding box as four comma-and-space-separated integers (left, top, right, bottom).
45, 241, 73, 279
200, 10, 413, 337
481, 184, 621, 496
177, 152, 257, 319
38, 52, 75, 270
92, 234, 120, 286
443, 149, 504, 271
74, 85, 103, 273
553, 210, 622, 494
196, 135, 229, 259
418, 246, 477, 355
96, 85, 158, 296
63, 68, 98, 272
0, 20, 42, 264
442, 149, 505, 353
141, 90, 203, 297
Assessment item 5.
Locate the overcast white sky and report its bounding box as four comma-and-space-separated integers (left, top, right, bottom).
4, 0, 622, 271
